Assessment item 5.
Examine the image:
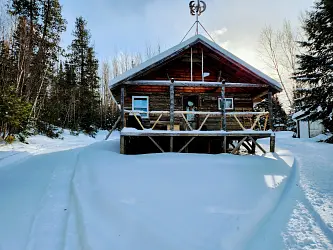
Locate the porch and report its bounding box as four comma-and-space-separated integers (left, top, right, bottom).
112, 79, 276, 155
120, 128, 275, 155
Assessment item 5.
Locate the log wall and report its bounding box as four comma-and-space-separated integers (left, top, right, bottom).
120, 89, 254, 131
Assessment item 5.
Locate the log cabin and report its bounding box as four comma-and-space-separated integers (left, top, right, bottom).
109, 34, 282, 154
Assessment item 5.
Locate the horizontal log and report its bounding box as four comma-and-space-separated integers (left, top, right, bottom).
252, 90, 268, 100
121, 130, 273, 137
125, 110, 268, 117
125, 80, 268, 88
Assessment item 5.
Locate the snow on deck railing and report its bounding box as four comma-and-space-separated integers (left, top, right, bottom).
124, 110, 269, 116
121, 127, 274, 135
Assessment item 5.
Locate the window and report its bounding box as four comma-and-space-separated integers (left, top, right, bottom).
218, 98, 234, 110
132, 96, 149, 118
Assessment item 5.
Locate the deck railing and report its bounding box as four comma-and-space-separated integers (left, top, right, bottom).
124, 110, 269, 132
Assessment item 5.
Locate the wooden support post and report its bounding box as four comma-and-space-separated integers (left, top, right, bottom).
242, 141, 252, 153
251, 115, 262, 130
221, 80, 227, 131
268, 91, 273, 130
120, 135, 125, 154
223, 136, 227, 153
170, 81, 175, 152
170, 81, 175, 131
179, 137, 196, 153
270, 134, 276, 153
181, 113, 193, 131
149, 136, 164, 153
233, 115, 246, 130
152, 113, 163, 130
264, 115, 268, 131
191, 48, 193, 82
249, 136, 266, 154
133, 113, 145, 130
231, 137, 248, 154
257, 118, 262, 131
198, 114, 210, 131
251, 140, 256, 154
105, 116, 121, 140
121, 86, 125, 129
202, 48, 204, 82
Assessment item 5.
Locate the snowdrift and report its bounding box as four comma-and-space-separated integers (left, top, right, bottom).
67, 141, 295, 250
0, 133, 296, 250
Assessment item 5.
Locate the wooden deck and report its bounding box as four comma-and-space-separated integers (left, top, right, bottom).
120, 129, 275, 155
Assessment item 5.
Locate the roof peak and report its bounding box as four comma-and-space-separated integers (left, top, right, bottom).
110, 34, 282, 92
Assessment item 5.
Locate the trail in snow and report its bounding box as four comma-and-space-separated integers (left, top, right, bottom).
249, 132, 333, 250
0, 149, 79, 250
280, 136, 333, 249
0, 130, 112, 250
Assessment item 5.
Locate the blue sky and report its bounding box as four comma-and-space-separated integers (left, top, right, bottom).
59, 0, 314, 70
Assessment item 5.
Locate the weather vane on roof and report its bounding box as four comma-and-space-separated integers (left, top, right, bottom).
189, 1, 206, 35
182, 1, 214, 43
189, 1, 206, 16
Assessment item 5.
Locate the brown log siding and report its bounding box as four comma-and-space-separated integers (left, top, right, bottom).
121, 90, 253, 131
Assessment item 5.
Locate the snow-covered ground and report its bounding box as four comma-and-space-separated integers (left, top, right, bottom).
0, 131, 332, 250
0, 130, 111, 167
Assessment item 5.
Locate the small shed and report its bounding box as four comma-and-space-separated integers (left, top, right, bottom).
292, 110, 324, 138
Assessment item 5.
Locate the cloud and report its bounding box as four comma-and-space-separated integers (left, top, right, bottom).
213, 28, 227, 36
209, 27, 229, 49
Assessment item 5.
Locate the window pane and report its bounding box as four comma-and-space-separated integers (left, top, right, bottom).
218, 98, 233, 110
134, 99, 147, 108
134, 108, 147, 112
225, 99, 233, 109
133, 97, 149, 118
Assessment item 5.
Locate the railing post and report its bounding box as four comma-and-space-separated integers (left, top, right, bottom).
221, 79, 227, 131
120, 135, 125, 154
270, 134, 276, 153
268, 91, 273, 130
121, 86, 125, 129
223, 136, 227, 153
170, 79, 175, 152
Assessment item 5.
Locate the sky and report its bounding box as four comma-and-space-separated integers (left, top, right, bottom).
59, 0, 314, 74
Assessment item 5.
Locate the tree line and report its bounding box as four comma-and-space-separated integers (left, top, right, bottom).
2, 0, 331, 142
0, 0, 161, 142
257, 0, 333, 140
0, 0, 101, 141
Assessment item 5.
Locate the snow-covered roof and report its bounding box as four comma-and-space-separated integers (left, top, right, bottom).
292, 110, 309, 120
292, 105, 324, 121
274, 124, 286, 127
295, 88, 312, 92
110, 34, 282, 91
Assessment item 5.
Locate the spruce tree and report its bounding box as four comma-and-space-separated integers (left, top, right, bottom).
9, 0, 66, 133
0, 40, 31, 139
254, 96, 288, 130
294, 0, 333, 133
68, 17, 100, 135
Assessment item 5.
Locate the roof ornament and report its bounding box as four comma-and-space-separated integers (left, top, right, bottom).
189, 0, 206, 34
181, 1, 215, 43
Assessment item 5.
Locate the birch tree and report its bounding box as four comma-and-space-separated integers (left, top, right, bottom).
258, 20, 301, 109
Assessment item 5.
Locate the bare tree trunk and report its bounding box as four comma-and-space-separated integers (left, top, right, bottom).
258, 23, 299, 108
30, 67, 48, 118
